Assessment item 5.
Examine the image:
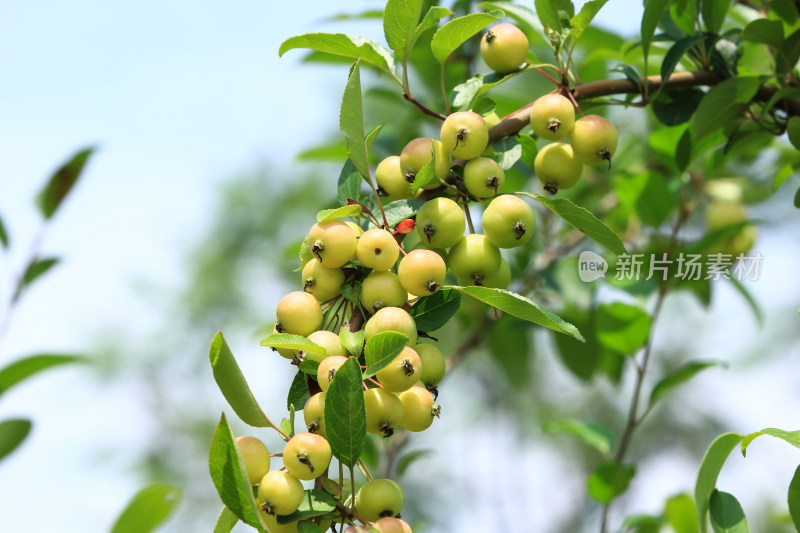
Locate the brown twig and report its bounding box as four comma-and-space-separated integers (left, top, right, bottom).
403, 92, 447, 121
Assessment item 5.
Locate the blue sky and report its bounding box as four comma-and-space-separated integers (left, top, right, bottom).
3, 1, 800, 532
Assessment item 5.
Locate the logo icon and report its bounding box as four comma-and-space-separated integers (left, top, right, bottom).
578, 251, 607, 282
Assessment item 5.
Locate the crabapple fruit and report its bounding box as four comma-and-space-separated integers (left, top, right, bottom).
296, 330, 344, 366
480, 23, 529, 74
398, 386, 439, 432
282, 432, 332, 481
355, 479, 404, 522
535, 143, 583, 195
301, 258, 344, 302
570, 114, 618, 166
364, 387, 404, 437
414, 343, 446, 388
531, 93, 575, 142
415, 197, 465, 249
399, 138, 450, 188
308, 219, 357, 268
376, 346, 422, 393
481, 194, 536, 248
257, 470, 304, 516
364, 307, 418, 346
373, 517, 413, 533
448, 234, 502, 286
440, 111, 489, 160
303, 391, 326, 436
317, 355, 349, 392
357, 228, 400, 271
376, 155, 413, 199
360, 271, 408, 313
397, 249, 447, 297
235, 436, 270, 486
463, 157, 505, 198
276, 291, 323, 337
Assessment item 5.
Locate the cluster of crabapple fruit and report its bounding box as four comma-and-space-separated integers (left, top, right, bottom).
230, 19, 622, 533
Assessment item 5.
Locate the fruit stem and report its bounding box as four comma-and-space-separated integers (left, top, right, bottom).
356, 459, 374, 482
564, 88, 585, 117
366, 377, 383, 388
403, 92, 447, 121
462, 198, 476, 234
531, 63, 561, 87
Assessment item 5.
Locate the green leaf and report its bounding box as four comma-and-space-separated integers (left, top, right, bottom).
409, 288, 461, 331
450, 77, 483, 111
383, 0, 423, 53
337, 159, 363, 207
363, 332, 408, 378
287, 371, 311, 412
615, 172, 676, 228
339, 325, 365, 357
740, 428, 800, 457
395, 449, 433, 477
472, 97, 496, 116
316, 204, 363, 223
670, 0, 699, 35
545, 419, 613, 458
692, 77, 762, 139
365, 124, 383, 151
727, 277, 764, 326
596, 303, 651, 355
787, 117, 800, 151
410, 148, 438, 193
702, 0, 732, 34
277, 490, 338, 524
279, 33, 397, 80
0, 214, 8, 249
709, 490, 749, 533
110, 483, 182, 533
297, 522, 326, 533
649, 361, 720, 411
518, 134, 538, 168
478, 2, 546, 45
789, 465, 800, 531
492, 137, 522, 170
213, 507, 238, 533
210, 332, 275, 429
0, 353, 82, 398
382, 199, 424, 228
740, 19, 784, 48
299, 235, 314, 269
415, 7, 454, 40
641, 0, 669, 61
448, 285, 585, 341
12, 256, 60, 303
430, 11, 503, 64
341, 280, 362, 307
665, 493, 700, 533
259, 333, 326, 355
535, 0, 563, 31
587, 461, 635, 504
570, 0, 609, 41
662, 35, 705, 82
37, 146, 95, 219
653, 88, 706, 127
695, 432, 743, 533
208, 413, 266, 531
773, 164, 795, 192
518, 192, 626, 255
324, 357, 366, 467
298, 357, 320, 377
340, 61, 369, 180
795, 187, 800, 208
0, 418, 32, 462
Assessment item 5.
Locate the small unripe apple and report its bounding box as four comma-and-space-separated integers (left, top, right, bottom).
482, 257, 511, 289
373, 517, 413, 533
534, 143, 583, 195
440, 111, 489, 160
360, 271, 408, 313
317, 355, 349, 392
276, 291, 323, 337
364, 307, 418, 346
414, 343, 446, 387
415, 197, 465, 249
397, 249, 447, 297
235, 436, 270, 486
270, 326, 295, 359
303, 391, 326, 436
302, 258, 344, 302
448, 234, 502, 286
398, 386, 439, 432
531, 93, 575, 142
399, 138, 450, 188
308, 219, 357, 268
463, 157, 505, 198
570, 114, 618, 166
376, 346, 422, 393
357, 228, 400, 271
282, 432, 332, 481
705, 200, 758, 256
296, 330, 344, 366
481, 194, 536, 248
364, 387, 404, 437
480, 23, 529, 74
376, 155, 413, 199
355, 479, 404, 522
257, 470, 304, 516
